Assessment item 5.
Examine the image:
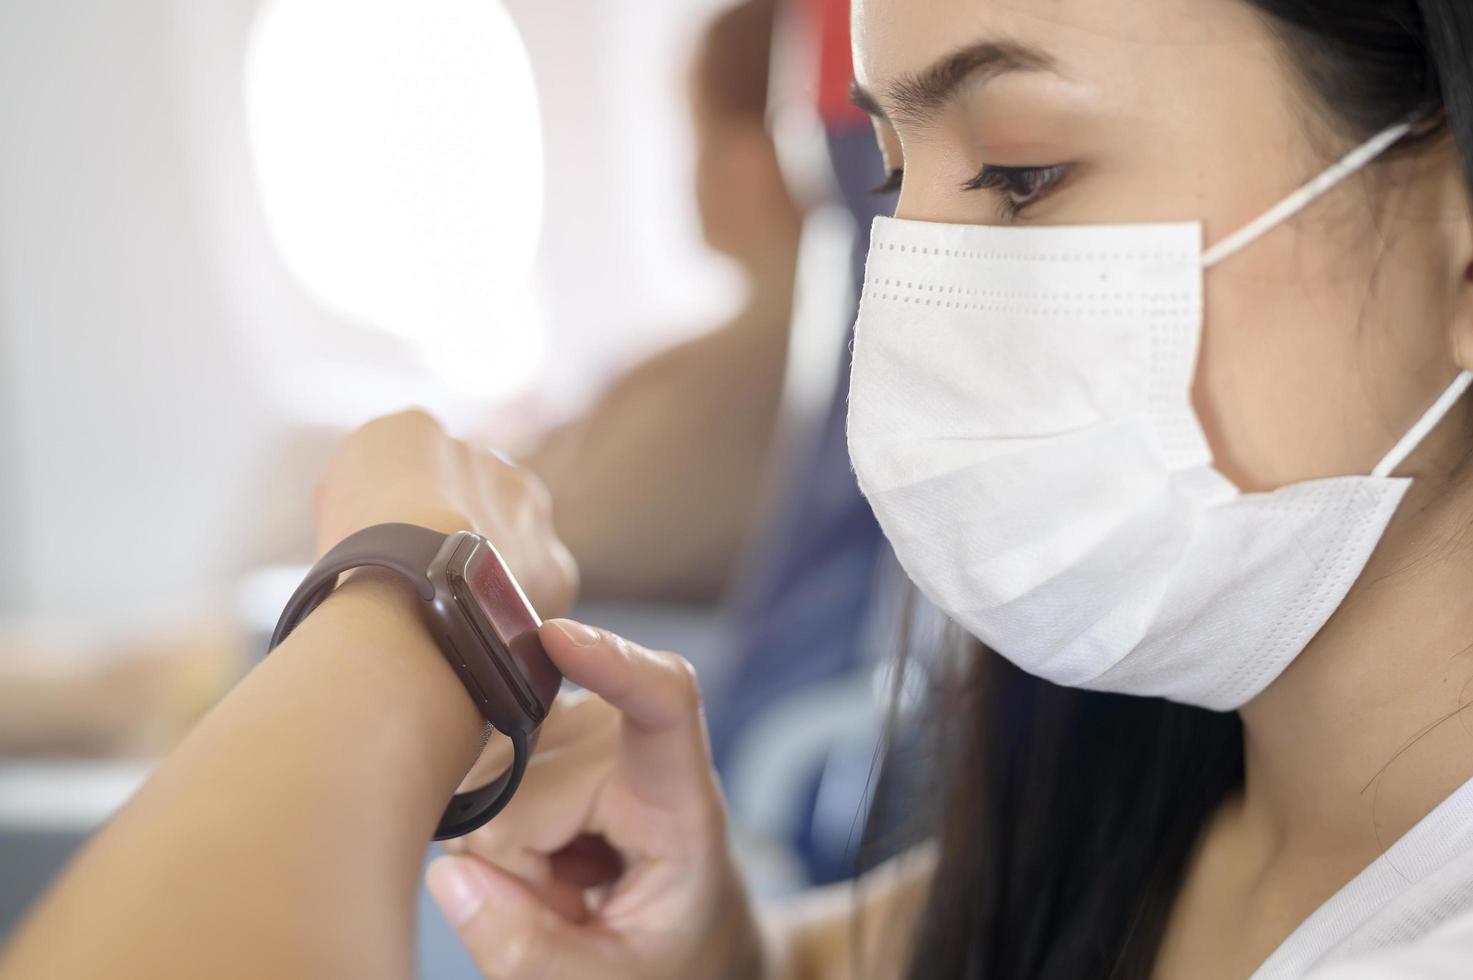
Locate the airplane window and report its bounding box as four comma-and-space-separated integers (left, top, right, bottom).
245, 0, 545, 398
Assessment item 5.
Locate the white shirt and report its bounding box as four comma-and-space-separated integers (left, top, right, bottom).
1253, 775, 1473, 978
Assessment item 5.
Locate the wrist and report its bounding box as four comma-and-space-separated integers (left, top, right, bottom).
291, 567, 486, 808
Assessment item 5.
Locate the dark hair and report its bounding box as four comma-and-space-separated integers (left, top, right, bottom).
880, 2, 1473, 977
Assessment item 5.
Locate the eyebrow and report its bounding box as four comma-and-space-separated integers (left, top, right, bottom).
850, 40, 1056, 126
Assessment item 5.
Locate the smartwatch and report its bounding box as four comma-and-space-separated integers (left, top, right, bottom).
268, 523, 563, 840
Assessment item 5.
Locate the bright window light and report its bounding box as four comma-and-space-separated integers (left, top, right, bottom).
245, 0, 545, 400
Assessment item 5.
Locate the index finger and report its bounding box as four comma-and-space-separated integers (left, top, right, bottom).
537, 619, 716, 811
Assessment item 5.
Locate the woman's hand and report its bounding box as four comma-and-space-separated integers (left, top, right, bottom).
313, 409, 580, 618
427, 620, 775, 980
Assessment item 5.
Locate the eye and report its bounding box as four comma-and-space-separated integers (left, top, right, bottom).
963, 163, 1072, 219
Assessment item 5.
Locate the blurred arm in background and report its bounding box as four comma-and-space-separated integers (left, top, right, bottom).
523, 0, 800, 604
0, 621, 246, 760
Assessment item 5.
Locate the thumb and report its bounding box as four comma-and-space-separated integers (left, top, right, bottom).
426, 855, 617, 980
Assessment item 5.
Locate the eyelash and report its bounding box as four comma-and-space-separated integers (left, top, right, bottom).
869, 163, 1073, 220
965, 164, 1072, 219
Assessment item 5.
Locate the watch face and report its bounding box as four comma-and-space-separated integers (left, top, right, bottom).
458, 538, 562, 717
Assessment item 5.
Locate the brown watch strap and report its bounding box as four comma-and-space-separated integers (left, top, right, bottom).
269, 523, 447, 648
268, 523, 532, 840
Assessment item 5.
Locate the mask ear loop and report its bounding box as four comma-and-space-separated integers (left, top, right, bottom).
1371, 370, 1473, 478
1193, 118, 1463, 479
1201, 121, 1415, 269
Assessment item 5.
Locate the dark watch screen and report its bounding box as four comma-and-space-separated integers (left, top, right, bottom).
459, 540, 562, 717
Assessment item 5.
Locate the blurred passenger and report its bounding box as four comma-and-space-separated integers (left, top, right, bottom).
522, 0, 799, 603
523, 0, 905, 888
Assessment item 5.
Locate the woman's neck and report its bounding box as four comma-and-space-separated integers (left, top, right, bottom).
1237, 413, 1473, 876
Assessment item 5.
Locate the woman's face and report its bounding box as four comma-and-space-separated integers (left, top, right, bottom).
852, 0, 1473, 493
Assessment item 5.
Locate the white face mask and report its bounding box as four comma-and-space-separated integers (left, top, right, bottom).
847, 121, 1473, 711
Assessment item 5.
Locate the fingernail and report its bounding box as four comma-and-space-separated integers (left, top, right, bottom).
427, 857, 490, 927
550, 619, 601, 647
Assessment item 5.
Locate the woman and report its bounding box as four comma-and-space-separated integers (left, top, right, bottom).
5, 0, 1473, 977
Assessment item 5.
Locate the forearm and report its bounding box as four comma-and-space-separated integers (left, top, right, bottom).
529, 322, 788, 601
0, 571, 484, 980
